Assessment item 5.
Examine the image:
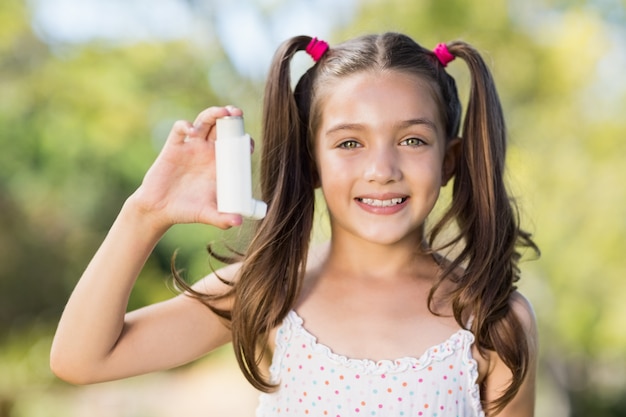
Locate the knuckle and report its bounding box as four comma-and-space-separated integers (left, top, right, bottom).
172, 120, 190, 130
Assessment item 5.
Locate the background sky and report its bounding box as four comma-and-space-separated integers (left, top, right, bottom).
29, 0, 359, 79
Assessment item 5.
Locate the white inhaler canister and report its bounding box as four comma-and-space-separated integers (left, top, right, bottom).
215, 116, 267, 219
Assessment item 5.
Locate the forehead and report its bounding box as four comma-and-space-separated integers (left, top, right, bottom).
314, 70, 443, 135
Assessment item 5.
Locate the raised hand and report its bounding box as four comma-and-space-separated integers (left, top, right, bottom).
130, 106, 245, 231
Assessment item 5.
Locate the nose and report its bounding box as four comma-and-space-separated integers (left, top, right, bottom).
363, 145, 402, 184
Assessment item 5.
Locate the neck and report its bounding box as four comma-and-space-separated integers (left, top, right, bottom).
323, 231, 434, 282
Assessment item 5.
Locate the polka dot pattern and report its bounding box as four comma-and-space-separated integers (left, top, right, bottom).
256, 311, 484, 417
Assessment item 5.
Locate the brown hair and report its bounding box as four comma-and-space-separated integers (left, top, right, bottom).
175, 33, 539, 414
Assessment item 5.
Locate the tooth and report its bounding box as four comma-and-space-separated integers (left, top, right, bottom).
359, 198, 404, 207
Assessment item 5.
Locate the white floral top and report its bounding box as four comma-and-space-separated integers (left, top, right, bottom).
256, 310, 484, 417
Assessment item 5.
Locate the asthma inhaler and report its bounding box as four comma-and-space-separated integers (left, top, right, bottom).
215, 116, 267, 219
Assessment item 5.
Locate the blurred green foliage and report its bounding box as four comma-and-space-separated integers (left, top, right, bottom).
0, 0, 255, 412
1, 0, 625, 416
344, 2, 626, 415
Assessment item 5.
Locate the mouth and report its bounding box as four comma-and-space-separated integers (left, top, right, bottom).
356, 197, 408, 207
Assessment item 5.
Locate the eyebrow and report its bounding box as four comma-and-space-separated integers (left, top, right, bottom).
397, 118, 439, 133
324, 118, 439, 136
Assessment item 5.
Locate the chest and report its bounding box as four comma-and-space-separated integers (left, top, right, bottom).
258, 311, 486, 417
291, 277, 461, 362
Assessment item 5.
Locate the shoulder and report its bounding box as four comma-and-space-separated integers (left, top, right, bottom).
192, 261, 242, 290
509, 290, 538, 348
484, 290, 538, 364
193, 261, 242, 289
480, 290, 538, 416
187, 262, 242, 308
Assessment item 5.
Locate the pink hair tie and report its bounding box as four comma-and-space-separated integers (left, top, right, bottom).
433, 43, 455, 67
306, 37, 329, 62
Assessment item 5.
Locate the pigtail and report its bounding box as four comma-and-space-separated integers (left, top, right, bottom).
431, 41, 539, 413
230, 36, 318, 392
175, 32, 538, 411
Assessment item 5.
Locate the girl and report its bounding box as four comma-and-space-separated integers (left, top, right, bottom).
51, 33, 539, 416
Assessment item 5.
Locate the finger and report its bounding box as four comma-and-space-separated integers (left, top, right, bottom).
200, 211, 243, 230
192, 106, 244, 141
224, 105, 243, 118
191, 107, 230, 141
165, 120, 194, 146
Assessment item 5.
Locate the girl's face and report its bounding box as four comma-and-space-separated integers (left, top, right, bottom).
314, 70, 455, 248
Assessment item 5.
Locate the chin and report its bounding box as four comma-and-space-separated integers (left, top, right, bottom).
356, 227, 423, 247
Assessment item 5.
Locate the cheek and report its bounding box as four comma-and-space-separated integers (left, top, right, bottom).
422, 147, 447, 184
405, 151, 444, 180
318, 160, 348, 191
315, 145, 344, 180
316, 157, 356, 206
406, 160, 443, 203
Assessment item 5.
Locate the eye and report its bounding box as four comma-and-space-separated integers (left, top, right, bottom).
400, 137, 426, 147
338, 139, 361, 149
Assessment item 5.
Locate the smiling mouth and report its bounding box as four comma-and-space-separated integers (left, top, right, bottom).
357, 197, 407, 207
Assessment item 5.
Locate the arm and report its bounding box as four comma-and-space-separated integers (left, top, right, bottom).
50, 106, 244, 384
482, 291, 538, 417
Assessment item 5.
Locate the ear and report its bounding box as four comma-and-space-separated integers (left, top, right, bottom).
441, 137, 461, 186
